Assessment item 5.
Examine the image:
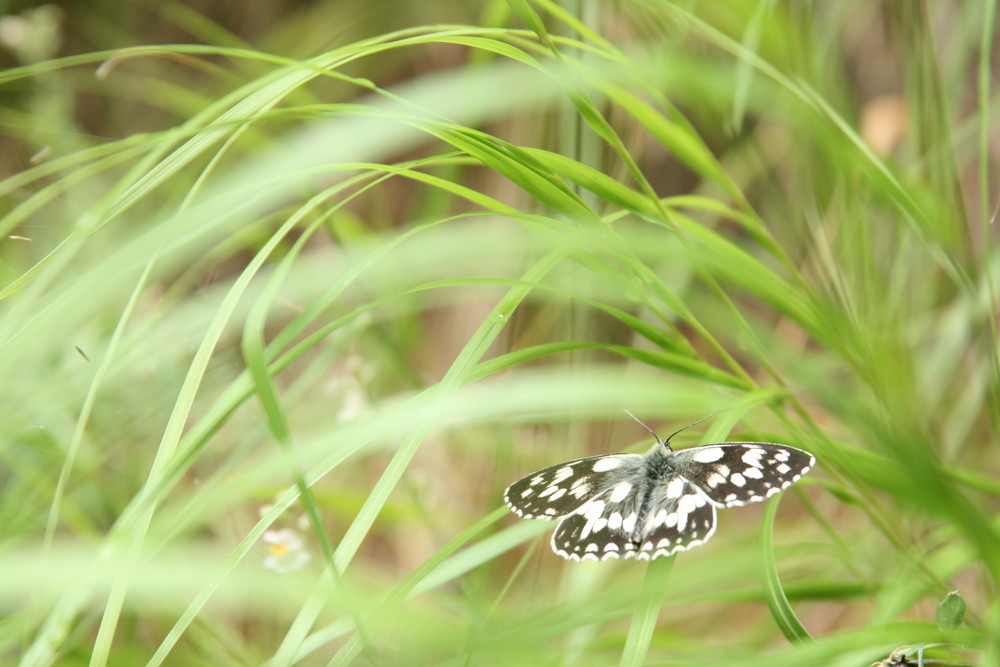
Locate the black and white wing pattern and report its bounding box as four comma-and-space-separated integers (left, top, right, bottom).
504, 453, 645, 520
548, 475, 717, 561
668, 442, 815, 508
504, 440, 814, 562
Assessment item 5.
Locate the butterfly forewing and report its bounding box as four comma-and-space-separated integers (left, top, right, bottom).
671, 443, 815, 508
504, 453, 644, 520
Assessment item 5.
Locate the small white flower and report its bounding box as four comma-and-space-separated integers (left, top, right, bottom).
261, 528, 311, 573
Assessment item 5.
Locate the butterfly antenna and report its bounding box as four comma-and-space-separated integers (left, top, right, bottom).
662, 411, 725, 445
621, 408, 665, 448
622, 409, 727, 451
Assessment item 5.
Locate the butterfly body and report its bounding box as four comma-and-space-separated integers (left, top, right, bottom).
504, 438, 814, 562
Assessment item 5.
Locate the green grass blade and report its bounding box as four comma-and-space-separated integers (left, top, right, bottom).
619, 557, 675, 667
759, 496, 812, 643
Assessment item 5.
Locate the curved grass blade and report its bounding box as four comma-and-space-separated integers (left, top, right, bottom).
759, 496, 812, 643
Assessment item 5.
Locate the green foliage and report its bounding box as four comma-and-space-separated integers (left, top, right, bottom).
938, 591, 967, 632
0, 1, 993, 665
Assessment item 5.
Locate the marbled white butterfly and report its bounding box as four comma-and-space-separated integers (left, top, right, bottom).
504, 420, 814, 561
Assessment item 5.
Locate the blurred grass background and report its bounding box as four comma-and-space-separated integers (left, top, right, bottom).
0, 1, 996, 665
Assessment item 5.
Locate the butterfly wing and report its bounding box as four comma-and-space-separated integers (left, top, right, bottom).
671, 442, 815, 508
504, 453, 644, 520
551, 476, 718, 561
505, 440, 815, 562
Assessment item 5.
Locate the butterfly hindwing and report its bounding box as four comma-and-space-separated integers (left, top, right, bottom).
503, 453, 644, 520
671, 442, 815, 508
549, 476, 645, 561
631, 478, 718, 560
551, 476, 718, 561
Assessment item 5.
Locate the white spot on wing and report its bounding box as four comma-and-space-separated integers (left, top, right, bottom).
592, 457, 622, 472
742, 448, 766, 468
609, 481, 632, 503
552, 466, 575, 483
692, 447, 724, 463
579, 500, 606, 539
706, 472, 726, 487
665, 478, 685, 498
730, 473, 746, 487
677, 494, 697, 531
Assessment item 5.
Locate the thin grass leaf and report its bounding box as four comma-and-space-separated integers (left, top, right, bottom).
619, 558, 675, 667
759, 496, 811, 643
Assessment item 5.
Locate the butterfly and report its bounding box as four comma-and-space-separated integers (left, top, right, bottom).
503, 421, 814, 561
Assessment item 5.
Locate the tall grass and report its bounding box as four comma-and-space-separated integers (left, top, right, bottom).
0, 1, 995, 665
